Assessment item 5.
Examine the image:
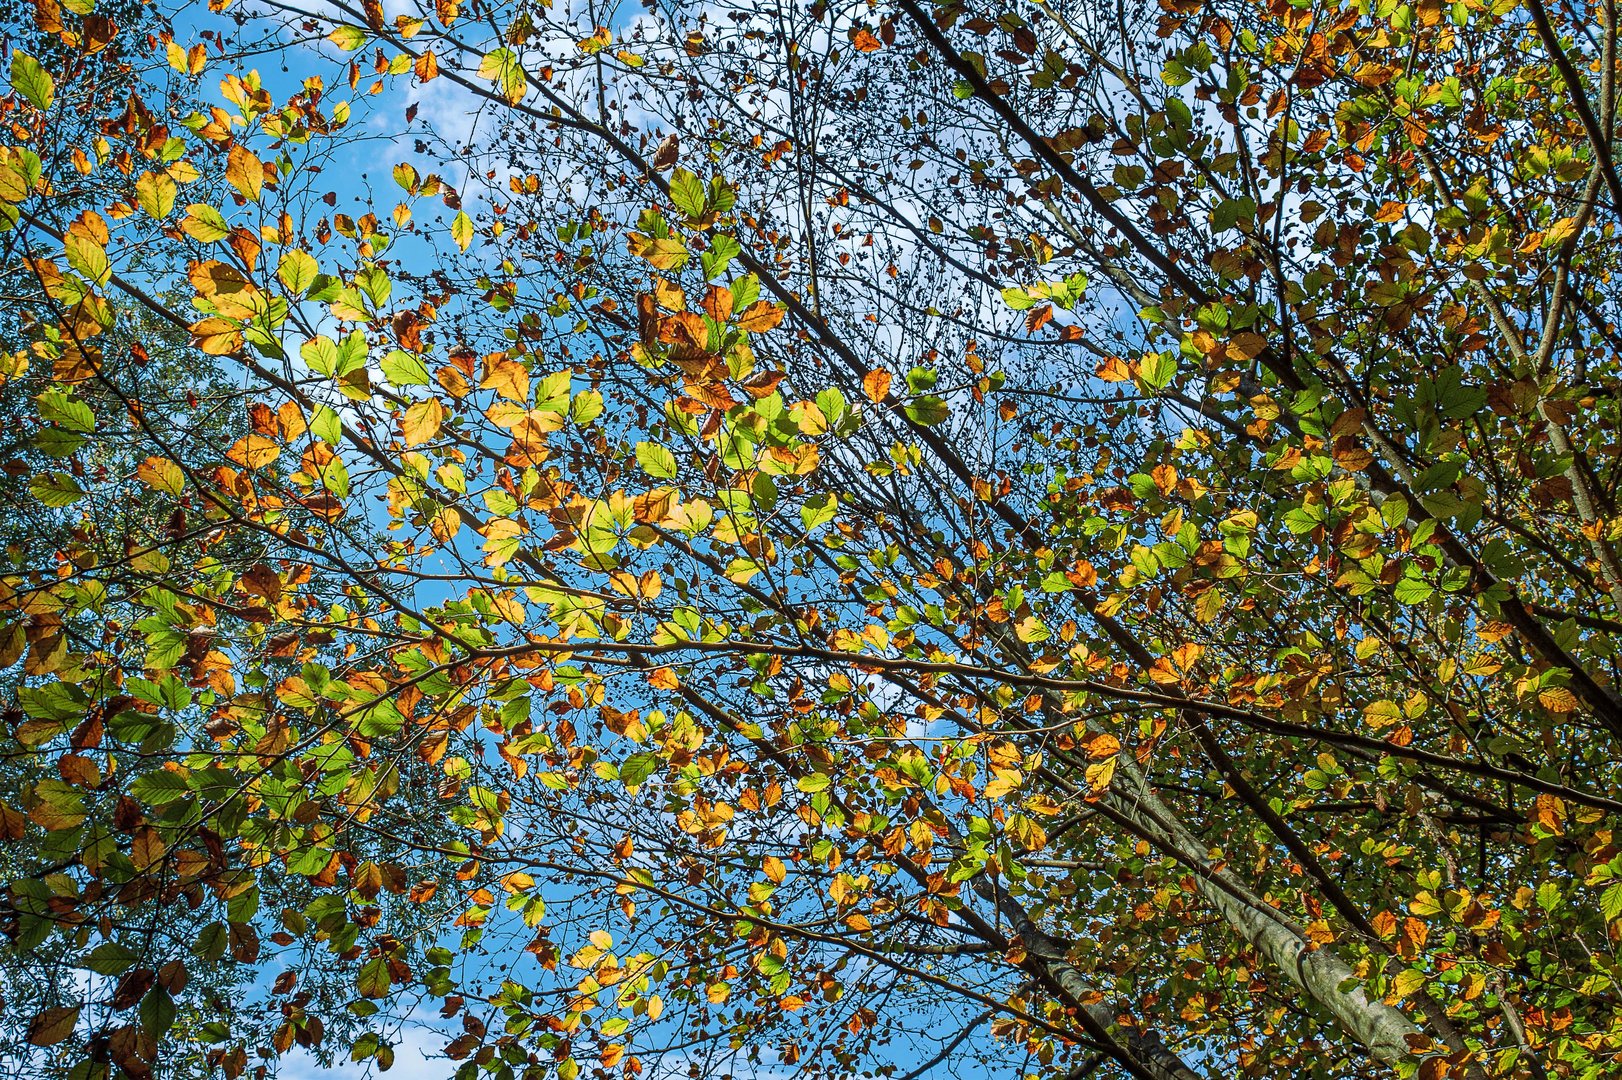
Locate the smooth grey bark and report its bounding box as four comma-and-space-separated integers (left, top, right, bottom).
1105, 758, 1419, 1067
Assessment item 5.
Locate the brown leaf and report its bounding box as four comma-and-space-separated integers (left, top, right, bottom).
651, 134, 680, 172
130, 825, 166, 871
740, 370, 785, 399
27, 1006, 80, 1046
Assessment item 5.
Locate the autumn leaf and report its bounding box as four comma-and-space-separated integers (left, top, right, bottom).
226, 145, 263, 202
136, 171, 177, 219
402, 398, 444, 446
227, 434, 280, 469
190, 317, 243, 355
735, 301, 784, 333
848, 27, 882, 52
136, 456, 186, 496
26, 1006, 78, 1047
862, 369, 892, 402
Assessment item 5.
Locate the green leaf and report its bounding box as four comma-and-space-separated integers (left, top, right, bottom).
903, 395, 949, 427
796, 773, 831, 793
277, 250, 319, 295
382, 350, 430, 387
302, 335, 339, 376
477, 48, 527, 103
85, 941, 140, 976
311, 405, 343, 445
140, 987, 176, 1040
619, 753, 658, 787
33, 428, 84, 457
1138, 353, 1178, 390
1602, 882, 1622, 924
1393, 577, 1434, 605
36, 389, 95, 433
328, 25, 370, 50
30, 471, 85, 507
9, 53, 54, 110
1001, 286, 1035, 310
182, 203, 231, 243
1211, 196, 1257, 233
636, 441, 678, 479
570, 390, 604, 426
800, 493, 838, 531
452, 210, 474, 252
356, 957, 391, 998
669, 168, 706, 219
130, 771, 193, 805
356, 265, 391, 309
702, 234, 740, 280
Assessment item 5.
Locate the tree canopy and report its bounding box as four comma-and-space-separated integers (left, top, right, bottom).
3, 0, 1622, 1077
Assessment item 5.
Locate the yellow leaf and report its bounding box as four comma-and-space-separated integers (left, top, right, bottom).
227, 433, 280, 469
136, 456, 186, 496
1372, 200, 1407, 223
481, 357, 529, 402
189, 317, 242, 355
627, 232, 687, 271
135, 171, 177, 219
763, 855, 785, 883
402, 398, 444, 446
983, 767, 1022, 800
1539, 686, 1578, 714
226, 146, 263, 202
1085, 756, 1117, 794
1391, 967, 1426, 999
735, 301, 784, 333
1084, 733, 1120, 759
64, 213, 110, 285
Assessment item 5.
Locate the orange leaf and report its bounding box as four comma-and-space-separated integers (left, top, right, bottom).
862, 369, 891, 402
481, 357, 530, 403
735, 301, 784, 333
848, 27, 882, 51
